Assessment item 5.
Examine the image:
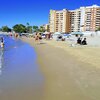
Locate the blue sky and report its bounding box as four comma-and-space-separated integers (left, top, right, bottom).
0, 0, 100, 28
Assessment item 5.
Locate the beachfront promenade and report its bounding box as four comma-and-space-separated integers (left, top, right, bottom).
22, 37, 100, 100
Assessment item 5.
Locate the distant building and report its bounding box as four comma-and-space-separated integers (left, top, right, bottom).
49, 5, 100, 33
42, 24, 49, 32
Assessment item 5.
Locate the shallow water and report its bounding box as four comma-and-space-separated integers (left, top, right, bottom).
0, 36, 44, 100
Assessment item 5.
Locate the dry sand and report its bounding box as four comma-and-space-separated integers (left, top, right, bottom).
21, 37, 100, 100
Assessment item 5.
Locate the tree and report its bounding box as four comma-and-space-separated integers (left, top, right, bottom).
33, 26, 39, 32
39, 26, 45, 32
13, 24, 26, 33
0, 28, 2, 31
1, 26, 11, 32
27, 26, 33, 33
26, 23, 33, 33
26, 22, 30, 26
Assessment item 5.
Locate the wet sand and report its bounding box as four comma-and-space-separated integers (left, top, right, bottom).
22, 37, 100, 100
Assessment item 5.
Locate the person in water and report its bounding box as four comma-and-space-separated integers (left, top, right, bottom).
0, 37, 4, 48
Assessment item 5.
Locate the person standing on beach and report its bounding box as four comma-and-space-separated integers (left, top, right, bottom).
38, 33, 42, 43
14, 33, 19, 38
35, 33, 39, 42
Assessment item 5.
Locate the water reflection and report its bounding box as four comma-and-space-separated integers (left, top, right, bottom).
0, 48, 4, 76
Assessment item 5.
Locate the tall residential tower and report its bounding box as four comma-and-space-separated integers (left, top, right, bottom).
49, 5, 100, 33
49, 9, 70, 33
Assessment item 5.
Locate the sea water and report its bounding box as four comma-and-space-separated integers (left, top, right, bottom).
0, 36, 44, 100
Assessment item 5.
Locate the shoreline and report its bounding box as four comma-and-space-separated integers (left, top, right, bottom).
21, 37, 100, 100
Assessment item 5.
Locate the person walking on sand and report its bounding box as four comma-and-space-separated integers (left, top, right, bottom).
35, 33, 39, 42
38, 33, 42, 44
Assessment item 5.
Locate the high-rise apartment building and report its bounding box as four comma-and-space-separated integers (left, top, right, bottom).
49, 5, 100, 33
49, 9, 70, 33
70, 9, 81, 32
80, 5, 100, 32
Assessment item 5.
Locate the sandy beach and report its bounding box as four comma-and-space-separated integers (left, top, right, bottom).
22, 37, 100, 100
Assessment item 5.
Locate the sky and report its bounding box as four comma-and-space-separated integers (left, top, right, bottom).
0, 0, 100, 28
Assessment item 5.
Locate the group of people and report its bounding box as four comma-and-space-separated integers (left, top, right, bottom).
77, 37, 87, 45
34, 33, 88, 46
34, 32, 52, 43
35, 33, 42, 43
45, 33, 52, 40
